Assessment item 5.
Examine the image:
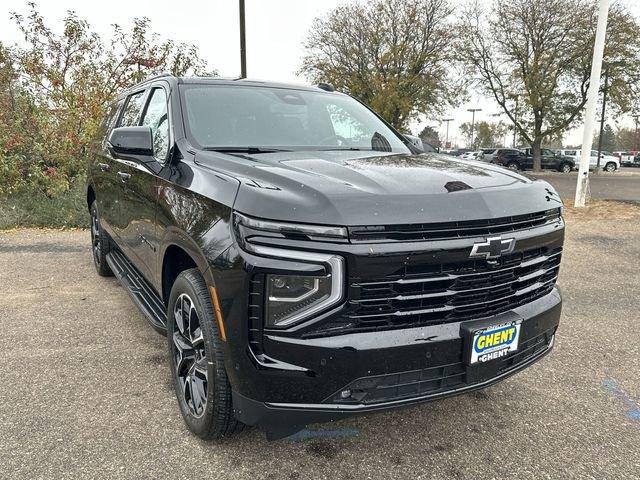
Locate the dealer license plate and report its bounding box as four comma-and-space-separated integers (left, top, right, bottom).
469, 321, 521, 364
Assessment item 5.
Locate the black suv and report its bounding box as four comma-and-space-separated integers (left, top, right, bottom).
493, 148, 574, 172
87, 75, 564, 440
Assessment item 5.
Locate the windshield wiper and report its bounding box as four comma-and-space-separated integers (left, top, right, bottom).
318, 147, 370, 151
203, 147, 291, 154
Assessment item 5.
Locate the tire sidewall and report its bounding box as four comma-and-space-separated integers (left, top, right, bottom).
167, 271, 224, 437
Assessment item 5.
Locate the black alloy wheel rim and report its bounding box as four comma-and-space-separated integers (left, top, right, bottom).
173, 293, 208, 418
91, 208, 101, 266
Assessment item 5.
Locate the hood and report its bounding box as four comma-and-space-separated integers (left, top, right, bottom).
194, 150, 561, 226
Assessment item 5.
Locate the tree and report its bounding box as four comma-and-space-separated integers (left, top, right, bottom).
592, 124, 616, 152
418, 125, 441, 147
299, 0, 459, 130
613, 127, 639, 151
459, 120, 507, 149
1, 3, 212, 197
458, 0, 640, 170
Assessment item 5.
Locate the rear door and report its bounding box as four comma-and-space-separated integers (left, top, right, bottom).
91, 99, 124, 236
541, 148, 557, 169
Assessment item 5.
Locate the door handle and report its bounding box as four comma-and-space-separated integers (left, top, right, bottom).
117, 171, 131, 182
98, 163, 110, 172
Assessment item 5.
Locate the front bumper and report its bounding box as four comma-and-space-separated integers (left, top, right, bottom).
231, 287, 561, 438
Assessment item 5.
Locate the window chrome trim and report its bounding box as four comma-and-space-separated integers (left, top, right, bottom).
248, 244, 345, 328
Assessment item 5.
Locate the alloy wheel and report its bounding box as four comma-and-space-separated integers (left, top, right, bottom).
605, 163, 616, 172
561, 164, 571, 173
172, 293, 208, 418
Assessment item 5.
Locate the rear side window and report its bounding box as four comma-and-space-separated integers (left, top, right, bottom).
98, 99, 123, 139
141, 88, 170, 161
118, 91, 146, 127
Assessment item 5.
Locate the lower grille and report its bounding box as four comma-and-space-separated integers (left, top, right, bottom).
324, 329, 554, 405
306, 246, 561, 337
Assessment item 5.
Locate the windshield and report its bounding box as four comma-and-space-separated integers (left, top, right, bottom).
180, 84, 410, 153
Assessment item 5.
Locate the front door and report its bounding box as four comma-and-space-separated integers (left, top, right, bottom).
117, 86, 171, 282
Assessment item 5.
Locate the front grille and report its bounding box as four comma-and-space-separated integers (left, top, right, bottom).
324, 329, 554, 405
305, 246, 561, 337
348, 208, 561, 243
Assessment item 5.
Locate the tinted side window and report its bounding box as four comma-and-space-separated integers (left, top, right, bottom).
141, 88, 170, 161
98, 99, 123, 140
118, 91, 146, 127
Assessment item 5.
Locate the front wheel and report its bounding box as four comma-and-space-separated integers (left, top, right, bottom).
506, 161, 520, 171
604, 162, 617, 172
559, 162, 572, 173
167, 269, 244, 439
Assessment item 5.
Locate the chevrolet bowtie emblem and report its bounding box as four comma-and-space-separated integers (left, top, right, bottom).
469, 236, 516, 260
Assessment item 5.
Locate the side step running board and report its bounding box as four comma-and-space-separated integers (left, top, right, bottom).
106, 250, 168, 335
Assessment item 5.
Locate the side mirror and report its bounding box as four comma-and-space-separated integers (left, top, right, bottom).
108, 126, 153, 157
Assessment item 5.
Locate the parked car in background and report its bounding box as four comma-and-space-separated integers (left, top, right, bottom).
520, 148, 575, 173
447, 148, 471, 157
461, 150, 484, 160
613, 151, 635, 166
480, 148, 498, 162
560, 149, 619, 172
490, 148, 528, 170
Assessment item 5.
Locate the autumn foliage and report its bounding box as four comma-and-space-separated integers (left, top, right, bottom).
0, 3, 210, 204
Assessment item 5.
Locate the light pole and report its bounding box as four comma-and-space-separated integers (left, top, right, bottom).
239, 0, 247, 78
442, 118, 453, 149
633, 113, 640, 153
467, 108, 482, 149
511, 96, 518, 148
575, 0, 610, 207
596, 67, 610, 170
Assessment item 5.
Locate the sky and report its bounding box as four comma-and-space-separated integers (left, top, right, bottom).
1, 0, 639, 148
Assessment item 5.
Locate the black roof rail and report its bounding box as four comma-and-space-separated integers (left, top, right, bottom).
140, 72, 174, 84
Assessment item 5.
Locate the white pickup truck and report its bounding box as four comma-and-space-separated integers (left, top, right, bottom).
559, 149, 619, 172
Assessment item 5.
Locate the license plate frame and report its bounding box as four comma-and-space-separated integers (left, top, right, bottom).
461, 313, 523, 365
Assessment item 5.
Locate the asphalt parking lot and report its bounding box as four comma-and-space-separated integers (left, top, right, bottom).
529, 168, 640, 202
1, 201, 639, 479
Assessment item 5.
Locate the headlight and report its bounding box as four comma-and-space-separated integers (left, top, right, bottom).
266, 274, 331, 327
248, 245, 344, 328
234, 212, 348, 242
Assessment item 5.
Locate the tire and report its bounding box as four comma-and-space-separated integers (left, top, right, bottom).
604, 162, 617, 172
506, 161, 520, 171
90, 201, 113, 277
167, 268, 244, 439
559, 162, 572, 173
